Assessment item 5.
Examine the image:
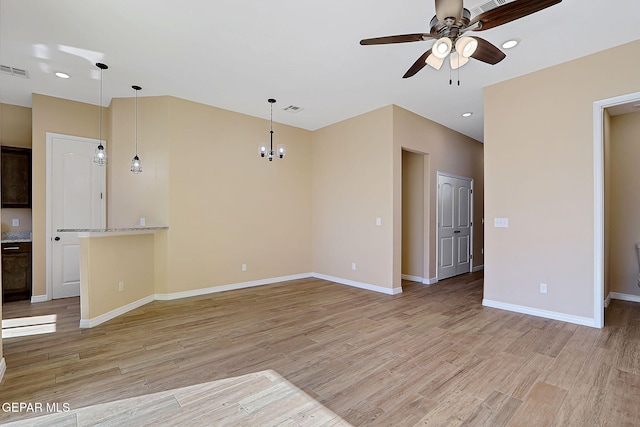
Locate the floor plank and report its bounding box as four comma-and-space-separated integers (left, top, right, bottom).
1, 272, 639, 426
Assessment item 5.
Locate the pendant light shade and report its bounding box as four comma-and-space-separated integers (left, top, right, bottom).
426, 53, 444, 70
450, 51, 469, 70
432, 37, 452, 59
455, 36, 478, 58
258, 98, 285, 162
131, 85, 143, 174
93, 63, 108, 165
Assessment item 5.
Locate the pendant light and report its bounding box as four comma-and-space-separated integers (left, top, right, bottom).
130, 85, 142, 174
93, 63, 108, 165
257, 98, 285, 161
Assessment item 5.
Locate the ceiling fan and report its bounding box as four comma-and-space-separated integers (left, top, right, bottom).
360, 0, 562, 78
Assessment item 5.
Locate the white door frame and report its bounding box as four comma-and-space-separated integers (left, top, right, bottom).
592, 90, 640, 328
436, 172, 474, 280
45, 133, 106, 301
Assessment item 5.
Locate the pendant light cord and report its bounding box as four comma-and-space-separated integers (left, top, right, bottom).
99, 66, 103, 142
135, 89, 138, 156
270, 101, 274, 152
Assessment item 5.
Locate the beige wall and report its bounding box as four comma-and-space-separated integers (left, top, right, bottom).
484, 40, 640, 319
402, 150, 425, 278
393, 105, 484, 284
163, 97, 312, 293
312, 106, 395, 290
1, 103, 33, 234
1, 103, 32, 148
107, 96, 169, 228
31, 94, 105, 297
609, 111, 640, 297
79, 234, 155, 320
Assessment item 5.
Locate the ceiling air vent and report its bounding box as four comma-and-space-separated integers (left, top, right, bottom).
470, 0, 511, 16
0, 65, 29, 79
283, 105, 304, 114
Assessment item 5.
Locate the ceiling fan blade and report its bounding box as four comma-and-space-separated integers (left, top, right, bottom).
470, 37, 506, 65
470, 0, 562, 31
360, 34, 433, 45
403, 49, 433, 78
435, 0, 463, 23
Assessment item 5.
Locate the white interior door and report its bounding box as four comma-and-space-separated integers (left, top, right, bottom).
437, 173, 472, 280
49, 134, 105, 299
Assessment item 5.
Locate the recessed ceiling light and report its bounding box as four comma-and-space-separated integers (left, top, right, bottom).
54, 72, 70, 79
462, 112, 473, 117
502, 39, 520, 49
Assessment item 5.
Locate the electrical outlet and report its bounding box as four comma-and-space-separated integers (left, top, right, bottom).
139, 217, 146, 226
376, 217, 381, 226
352, 263, 357, 271
119, 281, 125, 292
12, 219, 19, 227
242, 264, 247, 272
540, 283, 548, 294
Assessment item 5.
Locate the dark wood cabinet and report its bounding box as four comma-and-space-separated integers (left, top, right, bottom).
2, 242, 32, 302
1, 146, 32, 208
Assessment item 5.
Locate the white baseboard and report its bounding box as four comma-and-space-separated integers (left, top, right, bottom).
79, 295, 155, 329
401, 274, 423, 283
472, 265, 484, 272
312, 273, 402, 295
482, 299, 596, 328
604, 293, 612, 308
0, 358, 5, 383
155, 273, 313, 301
31, 295, 49, 303
609, 292, 640, 303
423, 277, 438, 285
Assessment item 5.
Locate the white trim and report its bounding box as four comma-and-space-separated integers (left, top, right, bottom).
79, 295, 154, 329
312, 273, 402, 295
46, 133, 106, 302
593, 91, 640, 329
0, 358, 6, 383
423, 277, 438, 285
604, 293, 612, 308
610, 292, 640, 303
154, 273, 313, 301
472, 265, 484, 272
482, 299, 596, 328
31, 295, 49, 303
401, 274, 423, 282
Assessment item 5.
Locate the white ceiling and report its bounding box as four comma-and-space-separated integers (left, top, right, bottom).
2, 0, 640, 142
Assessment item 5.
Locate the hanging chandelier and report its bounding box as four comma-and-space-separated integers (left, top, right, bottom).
130, 85, 142, 174
258, 98, 285, 161
93, 63, 108, 165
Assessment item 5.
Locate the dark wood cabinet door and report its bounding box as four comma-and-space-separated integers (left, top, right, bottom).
1, 146, 32, 208
2, 242, 32, 302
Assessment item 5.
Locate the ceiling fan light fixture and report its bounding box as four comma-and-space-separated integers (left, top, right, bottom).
432, 37, 452, 59
455, 37, 478, 58
435, 0, 463, 24
426, 54, 444, 70
449, 51, 469, 70
502, 39, 520, 49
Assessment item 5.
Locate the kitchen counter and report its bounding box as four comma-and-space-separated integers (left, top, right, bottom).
58, 227, 168, 238
1, 231, 32, 243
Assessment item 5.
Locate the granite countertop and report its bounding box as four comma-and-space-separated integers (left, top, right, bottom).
57, 227, 168, 232
1, 231, 32, 244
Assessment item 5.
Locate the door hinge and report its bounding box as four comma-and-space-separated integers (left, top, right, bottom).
470, 189, 473, 194
100, 192, 103, 200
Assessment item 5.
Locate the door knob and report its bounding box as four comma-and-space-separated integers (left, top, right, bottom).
54, 236, 61, 241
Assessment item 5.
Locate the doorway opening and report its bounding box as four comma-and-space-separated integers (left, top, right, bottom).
594, 90, 640, 328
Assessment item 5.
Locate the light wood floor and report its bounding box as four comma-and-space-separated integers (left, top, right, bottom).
1, 272, 640, 426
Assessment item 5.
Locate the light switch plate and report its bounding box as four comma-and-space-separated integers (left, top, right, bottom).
376, 218, 381, 226
494, 218, 509, 228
